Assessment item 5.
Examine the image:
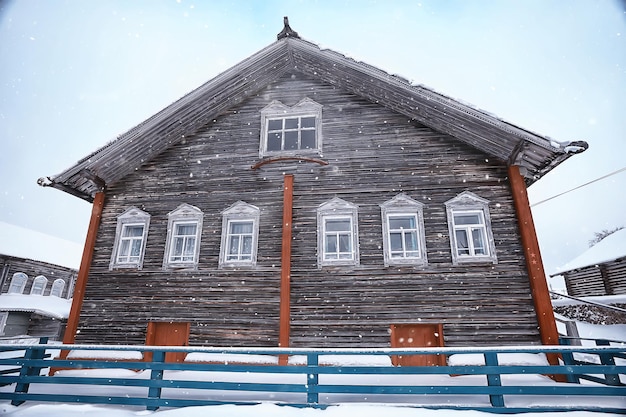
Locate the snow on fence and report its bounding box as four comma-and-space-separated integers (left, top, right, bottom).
0, 341, 625, 414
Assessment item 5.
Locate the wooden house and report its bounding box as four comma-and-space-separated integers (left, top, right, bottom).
39, 19, 587, 358
0, 222, 79, 339
551, 228, 626, 297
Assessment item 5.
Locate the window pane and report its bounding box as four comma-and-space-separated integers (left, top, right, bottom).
455, 230, 470, 255
230, 221, 253, 234
267, 132, 282, 151
118, 240, 130, 257
301, 129, 316, 149
242, 236, 253, 255
338, 234, 352, 252
130, 240, 142, 257
472, 228, 487, 255
284, 118, 299, 129
301, 116, 316, 128
325, 235, 337, 253
268, 119, 282, 131
389, 217, 415, 230
183, 237, 196, 257
404, 231, 418, 251
284, 131, 298, 150
229, 235, 240, 255
123, 225, 144, 237
454, 213, 481, 225
172, 237, 184, 257
177, 224, 196, 236
326, 219, 350, 231
390, 232, 403, 251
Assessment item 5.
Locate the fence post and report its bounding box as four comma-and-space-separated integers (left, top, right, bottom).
484, 352, 504, 408
147, 350, 165, 411
596, 339, 621, 386
11, 337, 49, 406
559, 338, 580, 384
306, 353, 319, 404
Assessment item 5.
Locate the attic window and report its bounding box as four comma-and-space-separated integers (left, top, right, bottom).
260, 98, 322, 157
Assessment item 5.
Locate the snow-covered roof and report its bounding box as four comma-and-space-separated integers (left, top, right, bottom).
552, 228, 626, 275
0, 221, 82, 270
0, 294, 72, 319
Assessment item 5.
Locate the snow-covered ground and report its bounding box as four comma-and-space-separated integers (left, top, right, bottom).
0, 402, 621, 417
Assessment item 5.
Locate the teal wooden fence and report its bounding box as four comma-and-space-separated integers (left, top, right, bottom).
0, 341, 624, 413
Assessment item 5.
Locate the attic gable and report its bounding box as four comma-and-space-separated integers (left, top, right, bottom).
39, 19, 587, 202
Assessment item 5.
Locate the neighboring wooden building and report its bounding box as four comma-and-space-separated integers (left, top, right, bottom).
0, 222, 80, 339
39, 20, 587, 354
551, 228, 626, 297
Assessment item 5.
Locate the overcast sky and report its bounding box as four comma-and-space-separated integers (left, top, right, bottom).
1, 0, 624, 282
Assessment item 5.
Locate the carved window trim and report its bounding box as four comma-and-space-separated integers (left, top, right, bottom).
50, 278, 66, 298
317, 198, 360, 268
8, 272, 27, 294
163, 204, 203, 270
259, 98, 323, 157
380, 193, 428, 266
110, 207, 151, 270
0, 312, 7, 336
30, 275, 48, 295
445, 191, 497, 265
219, 201, 261, 268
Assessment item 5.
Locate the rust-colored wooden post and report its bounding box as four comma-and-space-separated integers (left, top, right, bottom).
279, 175, 294, 365
61, 192, 105, 348
508, 166, 560, 366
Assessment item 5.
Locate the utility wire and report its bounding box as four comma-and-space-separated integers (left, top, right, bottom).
531, 166, 626, 208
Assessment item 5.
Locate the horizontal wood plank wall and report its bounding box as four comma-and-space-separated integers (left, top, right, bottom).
77, 72, 539, 347
564, 260, 626, 297
606, 260, 626, 294
0, 255, 76, 299
564, 268, 608, 297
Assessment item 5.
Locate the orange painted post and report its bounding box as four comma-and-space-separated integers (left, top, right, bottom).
279, 175, 294, 365
508, 166, 560, 366
61, 192, 105, 350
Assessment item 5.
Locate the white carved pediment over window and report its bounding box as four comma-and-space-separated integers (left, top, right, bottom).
259, 98, 323, 157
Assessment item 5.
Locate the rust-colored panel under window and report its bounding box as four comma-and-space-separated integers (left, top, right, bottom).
145, 322, 190, 363
390, 323, 445, 366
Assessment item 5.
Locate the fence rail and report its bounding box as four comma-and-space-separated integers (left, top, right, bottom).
1, 342, 625, 413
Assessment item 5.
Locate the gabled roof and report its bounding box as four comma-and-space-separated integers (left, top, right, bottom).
552, 228, 626, 275
38, 19, 587, 202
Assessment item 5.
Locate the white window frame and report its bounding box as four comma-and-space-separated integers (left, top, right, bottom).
163, 203, 204, 269
380, 194, 427, 266
317, 198, 359, 268
259, 98, 323, 157
0, 312, 7, 336
50, 278, 66, 298
30, 275, 48, 295
110, 207, 151, 270
8, 272, 27, 294
445, 191, 497, 265
219, 201, 260, 268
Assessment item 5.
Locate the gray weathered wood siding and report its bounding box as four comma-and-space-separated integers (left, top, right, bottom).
76, 72, 539, 347
0, 255, 76, 299
564, 258, 626, 297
